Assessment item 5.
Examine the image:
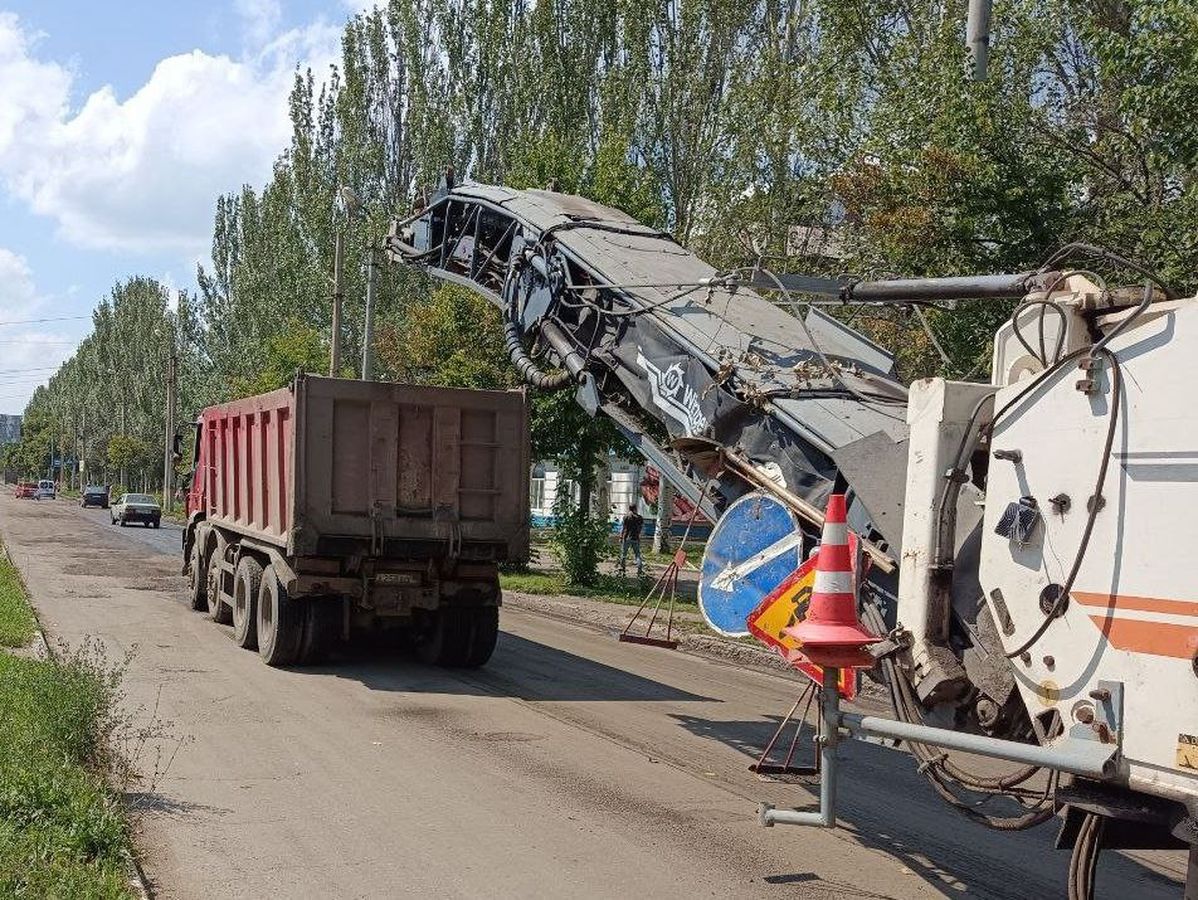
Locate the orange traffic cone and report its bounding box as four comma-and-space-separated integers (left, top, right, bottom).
783, 494, 879, 668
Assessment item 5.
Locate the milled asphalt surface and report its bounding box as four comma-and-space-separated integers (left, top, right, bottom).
0, 491, 1186, 899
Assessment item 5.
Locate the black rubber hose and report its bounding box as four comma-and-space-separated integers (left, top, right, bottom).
1005, 347, 1122, 659
504, 317, 573, 389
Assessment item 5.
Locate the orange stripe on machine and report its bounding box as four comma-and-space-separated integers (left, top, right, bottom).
1073, 591, 1198, 618
1086, 616, 1198, 660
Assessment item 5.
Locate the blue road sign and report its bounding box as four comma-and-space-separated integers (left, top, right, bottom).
698, 492, 804, 637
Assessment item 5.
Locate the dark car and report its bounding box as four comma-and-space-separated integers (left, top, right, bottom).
81, 485, 109, 508
111, 493, 161, 528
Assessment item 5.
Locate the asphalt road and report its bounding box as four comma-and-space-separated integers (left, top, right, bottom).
0, 492, 1186, 899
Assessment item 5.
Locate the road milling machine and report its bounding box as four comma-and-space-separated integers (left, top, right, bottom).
388, 177, 1197, 897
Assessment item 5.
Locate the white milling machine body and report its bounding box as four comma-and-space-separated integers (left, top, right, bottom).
899, 274, 1198, 872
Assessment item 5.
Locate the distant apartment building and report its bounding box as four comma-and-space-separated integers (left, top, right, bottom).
0, 414, 20, 445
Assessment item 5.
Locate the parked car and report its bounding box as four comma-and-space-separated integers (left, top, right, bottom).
15, 482, 37, 499
111, 493, 161, 528
35, 479, 56, 500
81, 485, 110, 508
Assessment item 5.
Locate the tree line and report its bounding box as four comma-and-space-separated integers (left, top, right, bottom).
6, 0, 1195, 504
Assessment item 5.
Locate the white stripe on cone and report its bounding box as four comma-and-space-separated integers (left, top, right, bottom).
813, 570, 853, 595
820, 522, 848, 544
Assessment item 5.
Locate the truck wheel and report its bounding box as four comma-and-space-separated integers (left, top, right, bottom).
232, 557, 263, 650
416, 607, 497, 668
297, 599, 339, 665
465, 606, 500, 668
187, 539, 207, 611
205, 536, 233, 624
256, 570, 303, 666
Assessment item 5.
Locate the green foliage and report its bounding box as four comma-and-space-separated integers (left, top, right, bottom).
231, 319, 329, 396
105, 435, 151, 477
377, 285, 515, 390
549, 489, 612, 587
0, 551, 34, 648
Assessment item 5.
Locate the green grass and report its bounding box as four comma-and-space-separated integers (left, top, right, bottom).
0, 542, 135, 898
501, 568, 699, 610
643, 545, 705, 566
0, 551, 35, 648
0, 652, 134, 898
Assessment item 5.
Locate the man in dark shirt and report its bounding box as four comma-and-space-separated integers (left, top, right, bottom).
619, 504, 644, 577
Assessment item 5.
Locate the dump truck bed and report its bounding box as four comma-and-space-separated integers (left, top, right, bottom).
199, 375, 530, 561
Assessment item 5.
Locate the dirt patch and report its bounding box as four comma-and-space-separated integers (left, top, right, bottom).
125, 578, 184, 593
61, 559, 137, 577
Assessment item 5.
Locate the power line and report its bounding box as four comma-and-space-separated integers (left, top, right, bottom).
0, 339, 80, 345
0, 315, 90, 326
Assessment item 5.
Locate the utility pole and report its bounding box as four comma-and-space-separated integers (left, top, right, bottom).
361, 245, 377, 381
163, 347, 177, 512
653, 474, 675, 555
330, 229, 345, 376
966, 0, 992, 80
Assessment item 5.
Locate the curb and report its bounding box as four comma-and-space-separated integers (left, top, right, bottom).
0, 510, 153, 900
503, 592, 799, 678
503, 591, 891, 705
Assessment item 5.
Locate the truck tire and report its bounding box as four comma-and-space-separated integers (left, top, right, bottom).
297, 599, 339, 665
465, 606, 500, 667
416, 606, 498, 668
187, 538, 207, 611
232, 556, 263, 650
205, 535, 233, 624
256, 570, 304, 666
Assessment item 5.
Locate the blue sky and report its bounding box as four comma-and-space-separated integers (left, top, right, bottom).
0, 1, 365, 413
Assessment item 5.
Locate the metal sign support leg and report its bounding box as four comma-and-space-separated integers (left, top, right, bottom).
760, 668, 841, 828
758, 672, 1122, 831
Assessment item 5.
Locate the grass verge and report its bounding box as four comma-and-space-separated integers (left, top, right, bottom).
0, 542, 136, 898
0, 549, 35, 648
501, 568, 699, 611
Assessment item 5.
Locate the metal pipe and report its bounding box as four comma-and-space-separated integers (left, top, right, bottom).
330, 230, 344, 376
361, 246, 377, 381
846, 273, 1030, 303
760, 668, 840, 828
840, 714, 1117, 779
1090, 280, 1152, 358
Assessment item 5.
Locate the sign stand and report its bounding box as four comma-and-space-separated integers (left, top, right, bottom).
750, 681, 821, 780
619, 481, 710, 650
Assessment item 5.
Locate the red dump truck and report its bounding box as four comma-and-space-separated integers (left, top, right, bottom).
181, 374, 529, 668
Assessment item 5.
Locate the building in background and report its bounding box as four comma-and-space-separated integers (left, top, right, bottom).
0, 414, 20, 446
529, 457, 712, 538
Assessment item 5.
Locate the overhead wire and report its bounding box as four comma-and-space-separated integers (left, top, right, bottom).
0, 315, 90, 326
1040, 242, 1176, 300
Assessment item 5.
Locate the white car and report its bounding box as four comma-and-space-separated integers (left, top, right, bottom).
110, 493, 162, 528
35, 479, 55, 500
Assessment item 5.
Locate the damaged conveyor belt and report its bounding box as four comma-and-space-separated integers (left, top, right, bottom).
385, 177, 1013, 560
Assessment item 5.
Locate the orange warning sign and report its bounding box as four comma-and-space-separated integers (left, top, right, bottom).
745, 555, 858, 699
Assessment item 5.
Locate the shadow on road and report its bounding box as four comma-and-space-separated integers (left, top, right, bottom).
293, 631, 719, 704
672, 713, 1183, 899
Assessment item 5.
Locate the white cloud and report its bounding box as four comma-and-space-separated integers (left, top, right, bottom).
0, 12, 341, 257
235, 0, 283, 45
0, 247, 77, 413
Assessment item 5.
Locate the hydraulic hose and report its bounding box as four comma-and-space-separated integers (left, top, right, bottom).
504, 317, 573, 389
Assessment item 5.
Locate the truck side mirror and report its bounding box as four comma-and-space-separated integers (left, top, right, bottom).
171, 432, 183, 463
